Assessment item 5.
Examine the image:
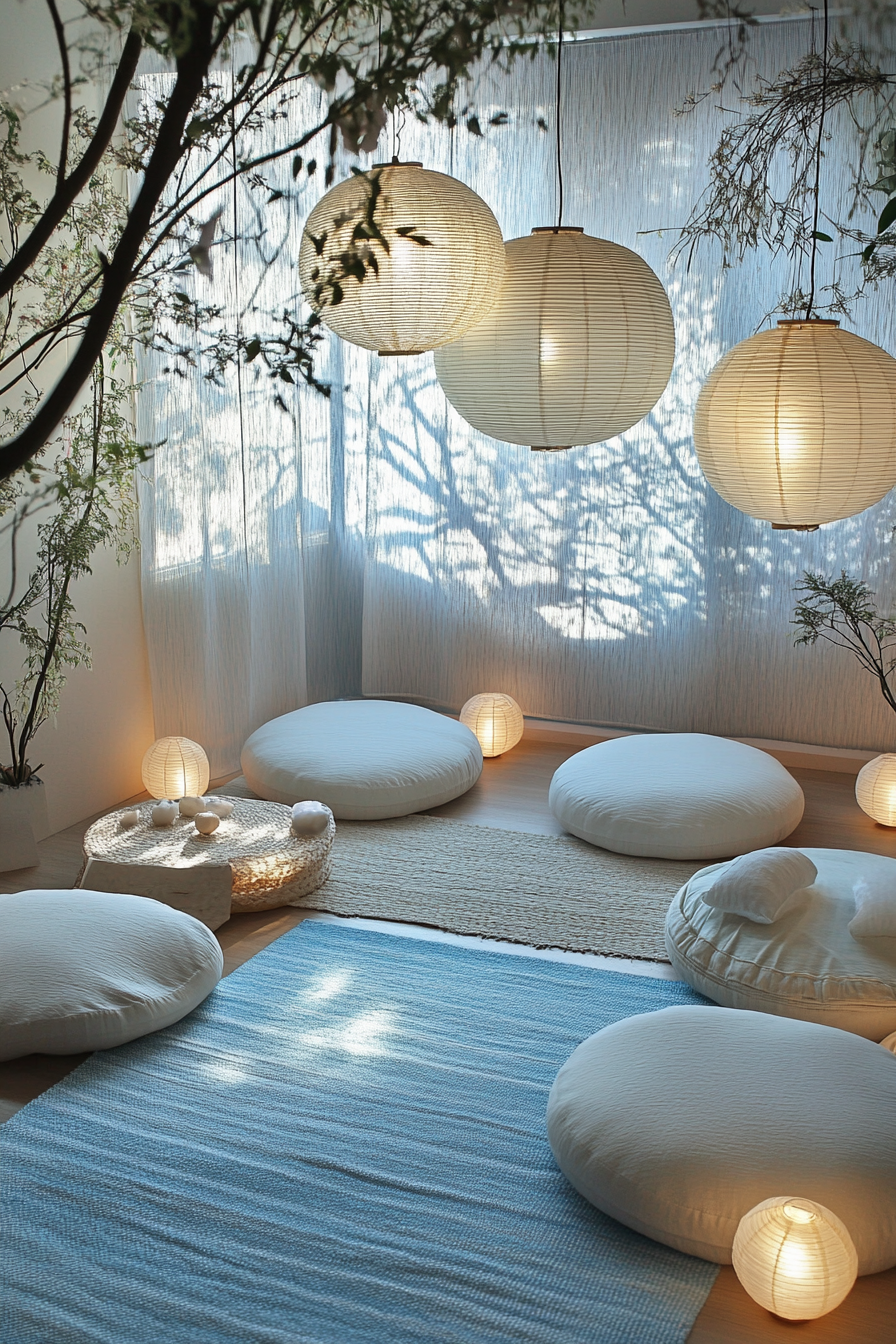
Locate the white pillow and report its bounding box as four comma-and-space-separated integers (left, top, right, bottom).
849, 874, 896, 938
700, 847, 818, 923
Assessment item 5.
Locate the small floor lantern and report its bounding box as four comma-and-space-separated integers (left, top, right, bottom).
693, 319, 896, 528
142, 736, 210, 801
434, 228, 675, 450
460, 693, 524, 758
298, 161, 505, 356
855, 753, 896, 826
732, 1196, 858, 1321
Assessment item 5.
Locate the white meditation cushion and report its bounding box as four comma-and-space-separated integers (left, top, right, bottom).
549, 733, 804, 859
701, 847, 818, 923
0, 889, 223, 1062
241, 699, 483, 820
546, 1006, 896, 1273
666, 848, 896, 1039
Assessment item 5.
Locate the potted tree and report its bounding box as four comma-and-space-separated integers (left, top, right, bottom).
1, 346, 142, 870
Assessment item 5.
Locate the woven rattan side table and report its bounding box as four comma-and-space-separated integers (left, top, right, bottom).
78, 798, 334, 929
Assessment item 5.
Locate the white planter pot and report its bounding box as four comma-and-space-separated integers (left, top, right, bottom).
0, 780, 48, 873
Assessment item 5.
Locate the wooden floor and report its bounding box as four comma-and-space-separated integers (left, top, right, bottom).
2, 740, 896, 1343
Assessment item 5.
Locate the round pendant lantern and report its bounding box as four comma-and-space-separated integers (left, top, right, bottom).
298, 162, 505, 355
693, 319, 896, 528
433, 227, 675, 450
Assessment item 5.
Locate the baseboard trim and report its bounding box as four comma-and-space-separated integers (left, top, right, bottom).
521, 718, 880, 775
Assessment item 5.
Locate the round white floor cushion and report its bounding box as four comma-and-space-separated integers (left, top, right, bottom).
548, 733, 804, 859
0, 889, 223, 1062
547, 1006, 896, 1273
666, 848, 896, 1040
241, 699, 483, 820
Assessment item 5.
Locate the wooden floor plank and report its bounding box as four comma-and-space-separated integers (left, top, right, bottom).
2, 743, 894, 1343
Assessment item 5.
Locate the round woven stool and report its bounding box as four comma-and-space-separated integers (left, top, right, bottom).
80, 798, 334, 925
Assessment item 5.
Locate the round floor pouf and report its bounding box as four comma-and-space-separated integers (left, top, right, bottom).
241, 700, 483, 820
0, 889, 223, 1061
547, 1006, 896, 1273
548, 733, 804, 859
666, 847, 896, 1039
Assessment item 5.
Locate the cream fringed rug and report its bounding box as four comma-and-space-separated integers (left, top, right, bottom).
290, 815, 707, 962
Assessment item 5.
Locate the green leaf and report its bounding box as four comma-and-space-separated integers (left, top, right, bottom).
466, 115, 482, 136
811, 230, 833, 242
870, 173, 896, 195
863, 241, 877, 262
186, 118, 211, 140
279, 367, 294, 384
245, 338, 261, 362
877, 195, 896, 235
292, 155, 303, 179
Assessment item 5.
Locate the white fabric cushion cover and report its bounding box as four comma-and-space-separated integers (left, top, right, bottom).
548, 733, 804, 860
666, 848, 896, 1039
701, 847, 818, 923
849, 872, 896, 938
241, 699, 483, 820
546, 1006, 896, 1273
0, 889, 223, 1062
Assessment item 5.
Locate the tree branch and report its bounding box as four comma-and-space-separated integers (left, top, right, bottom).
0, 27, 142, 300
0, 21, 214, 480
45, 0, 72, 184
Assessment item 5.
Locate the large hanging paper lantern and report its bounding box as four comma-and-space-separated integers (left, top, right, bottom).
141, 736, 210, 801
433, 227, 675, 450
732, 1196, 858, 1321
693, 319, 896, 528
298, 162, 505, 355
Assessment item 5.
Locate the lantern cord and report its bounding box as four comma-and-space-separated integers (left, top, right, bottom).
805, 0, 830, 320
555, 3, 564, 231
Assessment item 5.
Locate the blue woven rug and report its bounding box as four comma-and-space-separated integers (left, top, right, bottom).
1, 924, 717, 1344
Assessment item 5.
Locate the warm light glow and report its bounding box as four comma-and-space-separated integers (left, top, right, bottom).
298, 162, 505, 355
856, 754, 896, 826
434, 227, 675, 450
693, 319, 896, 527
141, 736, 210, 801
460, 692, 524, 758
732, 1196, 858, 1321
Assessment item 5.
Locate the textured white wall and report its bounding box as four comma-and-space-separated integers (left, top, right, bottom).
0, 1, 155, 835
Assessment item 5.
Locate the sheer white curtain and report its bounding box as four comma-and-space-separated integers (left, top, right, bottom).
138, 17, 896, 778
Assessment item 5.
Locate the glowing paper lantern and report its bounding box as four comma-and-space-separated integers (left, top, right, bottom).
855, 753, 896, 826
693, 319, 896, 528
298, 162, 505, 354
732, 1196, 858, 1321
433, 227, 675, 450
141, 736, 210, 801
460, 693, 524, 758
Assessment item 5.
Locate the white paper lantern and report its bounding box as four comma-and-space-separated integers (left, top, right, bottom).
298, 162, 505, 354
855, 753, 896, 826
460, 693, 524, 758
433, 227, 675, 450
732, 1196, 858, 1321
141, 736, 210, 801
693, 319, 896, 528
